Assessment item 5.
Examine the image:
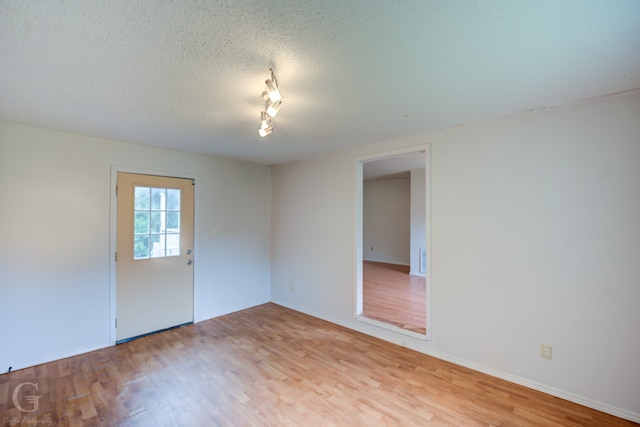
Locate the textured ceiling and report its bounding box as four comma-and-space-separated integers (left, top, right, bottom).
1, 1, 639, 164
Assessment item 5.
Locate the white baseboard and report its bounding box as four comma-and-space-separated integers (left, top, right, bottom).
1, 344, 110, 376
270, 299, 640, 424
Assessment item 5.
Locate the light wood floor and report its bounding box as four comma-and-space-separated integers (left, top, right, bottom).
363, 261, 427, 334
0, 303, 636, 426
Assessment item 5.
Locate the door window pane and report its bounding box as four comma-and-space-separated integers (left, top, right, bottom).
150, 211, 163, 233
134, 212, 150, 234
167, 189, 180, 211
151, 188, 166, 210
134, 187, 150, 209
150, 234, 165, 258
166, 212, 180, 231
134, 235, 150, 259
166, 233, 180, 256
134, 186, 181, 259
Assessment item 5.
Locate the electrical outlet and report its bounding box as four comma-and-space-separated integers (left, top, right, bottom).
541, 344, 552, 360
289, 282, 295, 291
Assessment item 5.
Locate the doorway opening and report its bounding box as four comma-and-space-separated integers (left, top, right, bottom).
354, 146, 431, 339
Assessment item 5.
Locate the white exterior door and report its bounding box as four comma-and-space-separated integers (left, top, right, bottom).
116, 173, 194, 342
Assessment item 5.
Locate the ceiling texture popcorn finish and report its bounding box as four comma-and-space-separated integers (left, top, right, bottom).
1, 1, 639, 164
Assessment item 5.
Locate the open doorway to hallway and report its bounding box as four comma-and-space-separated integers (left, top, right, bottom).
354, 146, 431, 339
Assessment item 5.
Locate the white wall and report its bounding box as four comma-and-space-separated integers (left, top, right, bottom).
0, 121, 271, 372
410, 169, 426, 276
363, 178, 410, 265
271, 91, 640, 421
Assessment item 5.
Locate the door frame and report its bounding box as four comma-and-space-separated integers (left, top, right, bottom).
353, 144, 432, 340
109, 166, 198, 346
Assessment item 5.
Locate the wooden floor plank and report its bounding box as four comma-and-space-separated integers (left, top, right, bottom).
363, 261, 427, 334
0, 303, 636, 426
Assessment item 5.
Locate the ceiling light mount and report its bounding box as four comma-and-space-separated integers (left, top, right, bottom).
258, 68, 282, 137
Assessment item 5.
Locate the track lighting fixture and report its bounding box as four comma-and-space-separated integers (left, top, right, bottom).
258, 68, 282, 137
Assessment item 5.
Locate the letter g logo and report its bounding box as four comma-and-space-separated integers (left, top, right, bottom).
12, 382, 41, 413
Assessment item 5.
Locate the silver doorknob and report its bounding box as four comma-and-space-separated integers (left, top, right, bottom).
186, 249, 192, 255
187, 259, 193, 265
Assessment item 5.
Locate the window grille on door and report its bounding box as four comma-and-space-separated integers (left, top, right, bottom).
133, 186, 181, 259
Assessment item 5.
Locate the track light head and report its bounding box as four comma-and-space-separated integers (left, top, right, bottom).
258, 126, 273, 137
266, 100, 282, 118
265, 79, 282, 103
260, 111, 272, 129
